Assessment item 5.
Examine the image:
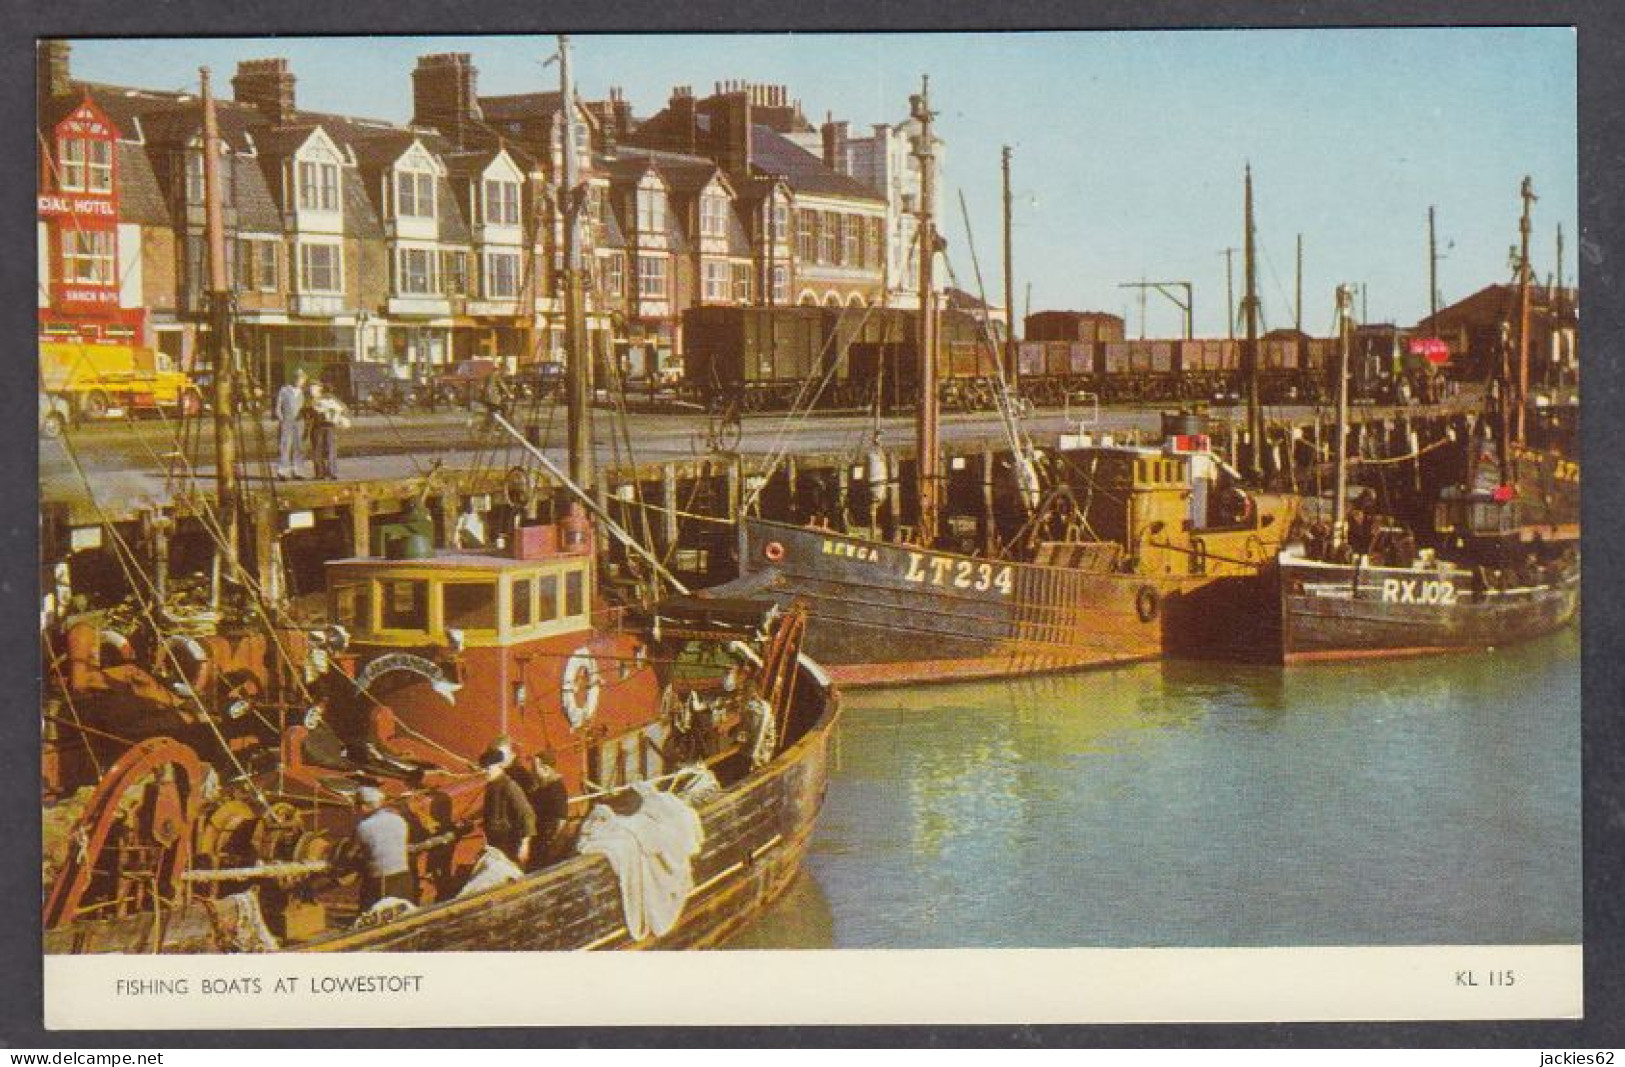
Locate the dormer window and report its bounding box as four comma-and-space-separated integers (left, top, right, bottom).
59, 137, 112, 194
298, 160, 339, 212
636, 188, 666, 234
396, 169, 436, 219
484, 178, 520, 226
700, 194, 728, 239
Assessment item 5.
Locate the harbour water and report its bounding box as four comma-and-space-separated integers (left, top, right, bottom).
730, 624, 1581, 949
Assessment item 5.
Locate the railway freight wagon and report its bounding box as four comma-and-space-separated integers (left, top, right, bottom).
682, 305, 991, 412
1012, 311, 1377, 406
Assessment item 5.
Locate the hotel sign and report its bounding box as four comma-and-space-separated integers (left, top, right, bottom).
38, 194, 116, 218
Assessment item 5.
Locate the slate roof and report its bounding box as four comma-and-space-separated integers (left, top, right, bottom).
436, 176, 470, 243
747, 124, 881, 203
613, 146, 721, 193
479, 92, 562, 123
115, 142, 170, 226
232, 153, 283, 232
342, 171, 383, 239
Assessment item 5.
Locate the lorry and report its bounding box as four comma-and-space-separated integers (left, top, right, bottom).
39, 340, 200, 426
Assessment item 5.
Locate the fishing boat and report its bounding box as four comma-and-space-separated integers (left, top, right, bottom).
713, 134, 1296, 686
1275, 206, 1580, 665
41, 40, 838, 954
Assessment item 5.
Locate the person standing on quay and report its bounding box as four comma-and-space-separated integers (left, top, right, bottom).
305, 380, 347, 480
274, 367, 308, 479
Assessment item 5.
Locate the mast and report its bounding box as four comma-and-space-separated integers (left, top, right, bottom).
201, 68, 239, 596
1427, 206, 1438, 333
1331, 284, 1353, 555
1002, 144, 1016, 392
1221, 247, 1236, 339
1242, 165, 1264, 477
1514, 176, 1535, 445
1294, 233, 1303, 334
558, 35, 592, 489
911, 77, 941, 546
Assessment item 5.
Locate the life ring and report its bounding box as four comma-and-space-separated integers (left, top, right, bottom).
1135, 585, 1160, 624
503, 466, 537, 509
159, 635, 212, 697
763, 540, 786, 563
561, 648, 601, 728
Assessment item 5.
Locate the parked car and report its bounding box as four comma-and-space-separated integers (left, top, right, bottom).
325, 362, 415, 415
512, 361, 565, 400
432, 359, 500, 408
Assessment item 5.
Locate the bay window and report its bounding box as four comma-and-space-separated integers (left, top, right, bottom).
485, 251, 521, 299
299, 242, 341, 293
702, 260, 728, 302
636, 255, 666, 300
397, 247, 438, 295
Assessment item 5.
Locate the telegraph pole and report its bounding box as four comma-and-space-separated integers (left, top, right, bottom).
201, 68, 239, 599
1242, 166, 1264, 477
1294, 233, 1303, 334
1220, 247, 1237, 339
1555, 222, 1565, 316
1331, 284, 1353, 555
1427, 206, 1439, 334
912, 76, 941, 547
1002, 145, 1016, 390
1513, 176, 1536, 444
558, 35, 593, 490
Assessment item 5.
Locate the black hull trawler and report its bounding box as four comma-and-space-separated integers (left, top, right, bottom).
727, 429, 1299, 688
732, 518, 1161, 687
1276, 552, 1578, 664
1274, 192, 1579, 667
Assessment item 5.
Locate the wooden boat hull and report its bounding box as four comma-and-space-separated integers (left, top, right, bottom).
44, 665, 839, 954
719, 519, 1167, 688
1277, 555, 1580, 664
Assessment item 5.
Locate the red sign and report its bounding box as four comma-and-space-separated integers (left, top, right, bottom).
1408, 337, 1450, 365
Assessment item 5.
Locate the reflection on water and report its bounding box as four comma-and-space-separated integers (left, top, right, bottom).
728, 625, 1580, 950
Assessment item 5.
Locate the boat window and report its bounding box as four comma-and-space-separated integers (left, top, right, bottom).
511, 577, 533, 628
564, 567, 585, 617
443, 581, 497, 632
537, 573, 559, 622
332, 580, 370, 632
380, 579, 428, 630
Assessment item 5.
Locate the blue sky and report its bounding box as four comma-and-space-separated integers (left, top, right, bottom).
69, 29, 1577, 337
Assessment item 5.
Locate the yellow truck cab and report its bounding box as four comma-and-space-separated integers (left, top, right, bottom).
39, 340, 198, 421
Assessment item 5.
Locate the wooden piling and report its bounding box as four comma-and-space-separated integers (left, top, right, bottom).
349, 492, 371, 558
253, 497, 278, 604
661, 463, 680, 555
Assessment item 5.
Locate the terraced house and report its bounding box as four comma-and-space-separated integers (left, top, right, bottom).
37, 43, 912, 390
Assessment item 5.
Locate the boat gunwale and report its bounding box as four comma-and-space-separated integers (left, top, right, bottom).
296, 672, 841, 954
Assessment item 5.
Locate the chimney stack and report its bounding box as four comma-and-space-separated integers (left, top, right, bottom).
232, 58, 297, 125
821, 115, 848, 172
412, 53, 483, 147
713, 85, 752, 176
38, 40, 72, 101
669, 86, 697, 154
